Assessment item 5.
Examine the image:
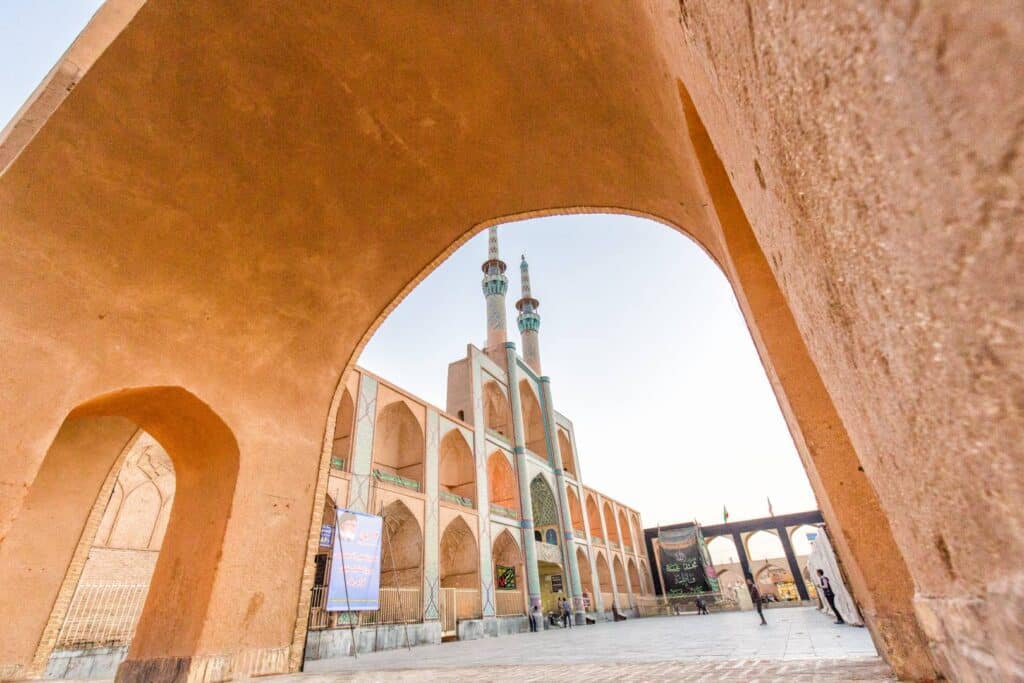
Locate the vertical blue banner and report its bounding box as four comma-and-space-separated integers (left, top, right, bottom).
326, 508, 383, 611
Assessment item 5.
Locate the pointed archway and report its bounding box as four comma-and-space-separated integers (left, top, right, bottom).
439, 430, 475, 508
486, 451, 519, 517
518, 380, 548, 459
372, 401, 425, 488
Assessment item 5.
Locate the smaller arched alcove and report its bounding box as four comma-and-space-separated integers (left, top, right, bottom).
519, 380, 549, 460
482, 381, 512, 440
486, 451, 519, 517
372, 401, 425, 488
331, 388, 355, 470
557, 429, 577, 478
439, 430, 475, 507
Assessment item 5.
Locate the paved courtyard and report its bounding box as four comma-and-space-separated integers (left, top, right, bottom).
274, 607, 891, 681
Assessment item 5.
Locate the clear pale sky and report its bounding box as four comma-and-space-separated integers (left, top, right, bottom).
1, 2, 819, 562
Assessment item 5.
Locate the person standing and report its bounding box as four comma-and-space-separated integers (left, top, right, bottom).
561, 595, 573, 628
746, 577, 767, 625
529, 603, 539, 632
816, 569, 845, 624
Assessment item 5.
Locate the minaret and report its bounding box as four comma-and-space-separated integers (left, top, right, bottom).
516, 255, 542, 374
481, 227, 509, 349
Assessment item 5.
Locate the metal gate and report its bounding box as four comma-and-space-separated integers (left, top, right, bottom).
440, 587, 457, 637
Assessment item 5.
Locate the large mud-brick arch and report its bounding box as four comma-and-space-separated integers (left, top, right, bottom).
438, 430, 476, 507
486, 452, 519, 516
372, 401, 425, 487
0, 2, 1012, 679
518, 381, 549, 460
0, 388, 238, 682
481, 382, 512, 441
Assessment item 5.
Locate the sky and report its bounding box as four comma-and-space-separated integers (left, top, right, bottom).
0, 2, 818, 563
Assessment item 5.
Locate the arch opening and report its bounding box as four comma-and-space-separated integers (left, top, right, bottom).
492, 530, 525, 616
372, 401, 425, 489
439, 430, 475, 508
585, 494, 603, 543
331, 389, 355, 471
603, 502, 619, 546
486, 451, 519, 517
482, 382, 512, 441
439, 516, 481, 620
518, 380, 548, 460
557, 430, 576, 479
566, 487, 584, 536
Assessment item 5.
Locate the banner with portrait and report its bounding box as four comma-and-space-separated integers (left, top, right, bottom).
326, 508, 383, 611
657, 524, 720, 596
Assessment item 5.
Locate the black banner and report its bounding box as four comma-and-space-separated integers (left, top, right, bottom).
658, 525, 720, 596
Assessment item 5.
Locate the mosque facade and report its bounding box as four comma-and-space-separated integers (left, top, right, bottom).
53, 228, 653, 673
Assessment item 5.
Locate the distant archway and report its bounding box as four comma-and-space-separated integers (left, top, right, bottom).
746, 529, 784, 562
557, 430, 576, 478
331, 388, 355, 470
708, 535, 740, 567
518, 380, 548, 459
372, 401, 425, 487
439, 430, 475, 507
486, 451, 518, 515
639, 559, 654, 594
482, 382, 512, 440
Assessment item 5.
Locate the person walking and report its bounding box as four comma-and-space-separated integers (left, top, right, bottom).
561, 595, 573, 628
529, 603, 539, 632
816, 569, 845, 624
746, 577, 767, 625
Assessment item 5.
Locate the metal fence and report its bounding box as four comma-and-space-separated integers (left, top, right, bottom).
308, 586, 423, 630
494, 589, 525, 616
54, 582, 149, 650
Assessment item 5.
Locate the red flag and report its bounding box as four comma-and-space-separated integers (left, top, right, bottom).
723, 505, 729, 522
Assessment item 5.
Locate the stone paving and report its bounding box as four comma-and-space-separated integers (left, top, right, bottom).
272, 607, 892, 682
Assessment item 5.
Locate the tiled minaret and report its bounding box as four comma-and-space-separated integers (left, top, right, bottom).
481, 227, 509, 350
516, 255, 542, 374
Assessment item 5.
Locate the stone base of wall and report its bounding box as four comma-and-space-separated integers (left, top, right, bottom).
304, 622, 442, 660
457, 615, 528, 641
44, 646, 128, 680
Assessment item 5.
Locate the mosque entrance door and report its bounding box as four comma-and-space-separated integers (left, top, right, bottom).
538, 560, 566, 618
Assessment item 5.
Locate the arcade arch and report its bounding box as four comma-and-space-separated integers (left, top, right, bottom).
790, 524, 820, 556
331, 389, 355, 470
439, 516, 478, 590
603, 502, 619, 545
576, 547, 594, 609
518, 380, 548, 459
566, 487, 584, 534
594, 552, 612, 602
557, 430, 576, 478
586, 494, 604, 541
486, 452, 518, 515
372, 401, 424, 487
617, 509, 632, 549
482, 382, 512, 440
639, 559, 654, 594
746, 529, 785, 562
627, 558, 642, 599
380, 500, 423, 590
708, 535, 740, 566
492, 530, 525, 616
612, 555, 626, 603
438, 430, 475, 507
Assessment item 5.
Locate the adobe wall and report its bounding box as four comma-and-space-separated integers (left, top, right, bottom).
658, 2, 1022, 678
